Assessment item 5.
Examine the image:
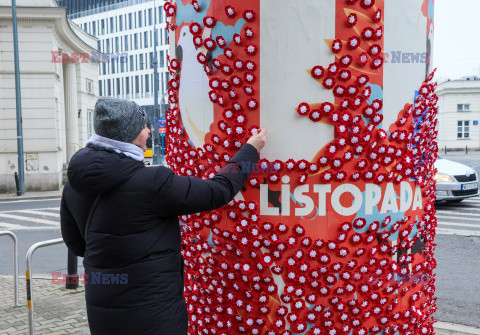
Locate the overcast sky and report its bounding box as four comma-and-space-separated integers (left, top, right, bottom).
433, 0, 480, 81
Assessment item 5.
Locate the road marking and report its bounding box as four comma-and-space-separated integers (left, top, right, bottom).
436, 228, 480, 237
0, 214, 59, 226
436, 214, 480, 223
16, 210, 60, 218
437, 221, 480, 229
0, 198, 60, 205
0, 207, 60, 214
0, 222, 59, 231
463, 198, 480, 203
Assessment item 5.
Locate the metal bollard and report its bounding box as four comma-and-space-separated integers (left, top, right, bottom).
26, 238, 64, 335
66, 249, 79, 289
0, 231, 19, 307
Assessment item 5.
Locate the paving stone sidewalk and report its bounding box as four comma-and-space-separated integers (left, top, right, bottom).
0, 275, 90, 335
1, 275, 479, 335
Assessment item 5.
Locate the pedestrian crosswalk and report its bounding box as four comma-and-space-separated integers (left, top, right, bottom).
435, 196, 480, 237
0, 199, 479, 236
0, 207, 60, 231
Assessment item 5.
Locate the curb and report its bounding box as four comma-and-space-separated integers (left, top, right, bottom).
0, 194, 62, 202
435, 321, 480, 335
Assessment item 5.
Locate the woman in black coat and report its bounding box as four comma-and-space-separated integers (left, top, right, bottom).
60, 98, 266, 335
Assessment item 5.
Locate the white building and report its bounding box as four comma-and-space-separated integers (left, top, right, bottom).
62, 0, 170, 119
0, 0, 99, 193
436, 76, 480, 152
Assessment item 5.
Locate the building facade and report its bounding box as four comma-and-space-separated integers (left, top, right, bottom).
0, 0, 98, 193
59, 0, 170, 119
436, 76, 480, 152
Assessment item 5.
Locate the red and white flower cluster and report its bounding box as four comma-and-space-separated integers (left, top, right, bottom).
164, 0, 438, 334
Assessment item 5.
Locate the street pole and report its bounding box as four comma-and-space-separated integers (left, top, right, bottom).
12, 0, 25, 195
152, 0, 162, 165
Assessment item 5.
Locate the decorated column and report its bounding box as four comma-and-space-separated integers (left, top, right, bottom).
166, 0, 438, 334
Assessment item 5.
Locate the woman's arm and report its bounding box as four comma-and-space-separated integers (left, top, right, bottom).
153, 142, 260, 216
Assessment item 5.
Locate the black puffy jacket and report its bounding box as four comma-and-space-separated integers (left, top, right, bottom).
60, 143, 259, 335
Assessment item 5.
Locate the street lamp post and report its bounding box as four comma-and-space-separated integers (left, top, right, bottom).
152, 0, 162, 166
11, 0, 25, 195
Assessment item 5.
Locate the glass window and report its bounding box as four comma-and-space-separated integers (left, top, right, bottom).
99, 80, 103, 96
138, 11, 142, 27
134, 34, 138, 49
128, 13, 132, 29
110, 17, 114, 33
159, 50, 164, 67
116, 78, 121, 96
135, 75, 140, 94
124, 35, 128, 51
139, 54, 144, 70
457, 121, 471, 139
130, 55, 134, 71
86, 79, 94, 94
92, 21, 96, 36
144, 31, 148, 48
159, 7, 163, 23
115, 36, 119, 53
119, 15, 123, 31
87, 109, 94, 137
145, 74, 150, 92
148, 8, 152, 25
101, 19, 105, 34
126, 77, 130, 94
107, 79, 111, 96
458, 104, 471, 112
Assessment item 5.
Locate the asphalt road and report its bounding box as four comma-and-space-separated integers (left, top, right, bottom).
0, 175, 479, 327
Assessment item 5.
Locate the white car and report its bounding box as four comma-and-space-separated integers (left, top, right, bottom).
434, 157, 479, 203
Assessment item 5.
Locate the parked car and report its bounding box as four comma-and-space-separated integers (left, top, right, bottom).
434, 157, 479, 203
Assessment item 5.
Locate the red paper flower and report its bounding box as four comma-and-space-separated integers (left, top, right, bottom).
373, 9, 382, 23
332, 39, 343, 53
244, 72, 257, 84
245, 43, 258, 56
309, 109, 322, 122
358, 52, 369, 67
203, 16, 216, 28
216, 36, 226, 48
225, 5, 236, 18
189, 22, 202, 35
361, 0, 375, 9
368, 44, 382, 57
243, 86, 255, 96
246, 98, 259, 111
362, 27, 374, 40
339, 55, 353, 67
192, 35, 203, 48
346, 13, 358, 27
371, 57, 384, 69
323, 76, 336, 89
243, 10, 256, 22
244, 26, 255, 39
203, 38, 216, 51
191, 0, 200, 12
221, 64, 233, 75
297, 102, 310, 116
311, 66, 324, 79
347, 36, 361, 50
357, 74, 369, 86
326, 63, 339, 77
224, 47, 234, 59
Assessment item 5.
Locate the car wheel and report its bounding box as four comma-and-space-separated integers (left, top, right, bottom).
447, 199, 463, 203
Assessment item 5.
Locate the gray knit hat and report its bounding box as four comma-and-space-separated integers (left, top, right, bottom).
93, 98, 147, 143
